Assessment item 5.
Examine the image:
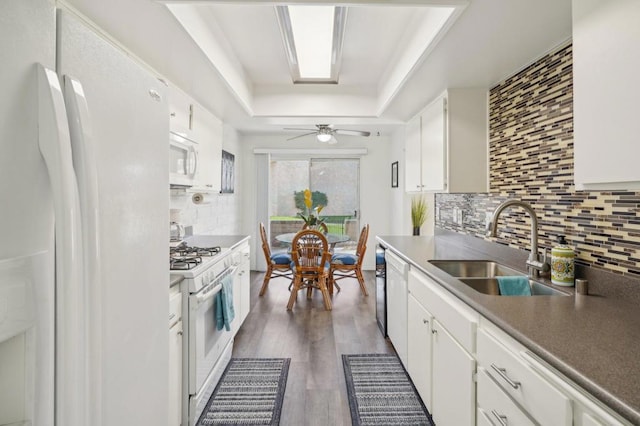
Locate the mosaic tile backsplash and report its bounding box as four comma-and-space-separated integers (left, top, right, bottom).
435, 43, 640, 278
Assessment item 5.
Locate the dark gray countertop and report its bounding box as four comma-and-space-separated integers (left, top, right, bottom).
377, 230, 640, 425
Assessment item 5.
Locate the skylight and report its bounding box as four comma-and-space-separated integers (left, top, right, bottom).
276, 5, 347, 84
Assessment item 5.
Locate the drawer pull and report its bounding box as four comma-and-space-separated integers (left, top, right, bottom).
431, 328, 437, 335
491, 410, 508, 426
422, 319, 428, 324
491, 363, 521, 389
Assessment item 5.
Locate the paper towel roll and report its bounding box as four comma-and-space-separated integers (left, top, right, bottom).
192, 193, 210, 205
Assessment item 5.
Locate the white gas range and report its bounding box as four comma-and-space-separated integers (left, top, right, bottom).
170, 240, 240, 425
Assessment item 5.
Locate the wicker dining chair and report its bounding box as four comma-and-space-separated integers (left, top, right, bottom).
258, 222, 293, 296
286, 229, 332, 311
329, 224, 369, 296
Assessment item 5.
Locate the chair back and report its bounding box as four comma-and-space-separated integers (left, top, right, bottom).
291, 229, 330, 275
355, 224, 370, 265
259, 222, 272, 260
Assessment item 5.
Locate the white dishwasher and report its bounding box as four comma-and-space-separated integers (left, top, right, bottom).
386, 250, 409, 367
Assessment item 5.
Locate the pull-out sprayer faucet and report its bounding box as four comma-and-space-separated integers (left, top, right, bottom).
487, 199, 550, 278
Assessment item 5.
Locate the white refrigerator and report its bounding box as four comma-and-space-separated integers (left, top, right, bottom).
1, 0, 170, 425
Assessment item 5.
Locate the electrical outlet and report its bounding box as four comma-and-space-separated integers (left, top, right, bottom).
435, 206, 440, 221
457, 209, 463, 225
452, 207, 458, 224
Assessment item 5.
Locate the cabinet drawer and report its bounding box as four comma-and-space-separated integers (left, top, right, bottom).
477, 328, 572, 426
408, 268, 477, 353
477, 367, 535, 426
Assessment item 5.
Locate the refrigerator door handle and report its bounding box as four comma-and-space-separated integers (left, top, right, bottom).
37, 63, 88, 426
63, 74, 103, 424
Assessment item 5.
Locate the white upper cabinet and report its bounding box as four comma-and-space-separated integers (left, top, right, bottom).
404, 89, 488, 193
168, 84, 222, 192
192, 105, 222, 193
168, 84, 194, 138
573, 0, 640, 190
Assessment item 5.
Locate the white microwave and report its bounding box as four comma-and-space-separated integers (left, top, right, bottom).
169, 131, 198, 187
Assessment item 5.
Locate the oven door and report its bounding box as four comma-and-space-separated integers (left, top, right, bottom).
169, 131, 198, 187
187, 280, 232, 395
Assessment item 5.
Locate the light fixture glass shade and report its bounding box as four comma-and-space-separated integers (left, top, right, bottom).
317, 133, 332, 143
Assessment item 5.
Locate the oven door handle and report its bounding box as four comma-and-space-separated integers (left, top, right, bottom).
195, 283, 222, 305
194, 265, 239, 306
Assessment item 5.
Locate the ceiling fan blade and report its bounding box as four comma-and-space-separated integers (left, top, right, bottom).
286, 132, 316, 141
327, 135, 338, 145
283, 128, 318, 132
334, 129, 371, 137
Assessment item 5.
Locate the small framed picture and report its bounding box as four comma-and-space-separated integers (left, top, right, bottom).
391, 161, 398, 188
221, 150, 235, 194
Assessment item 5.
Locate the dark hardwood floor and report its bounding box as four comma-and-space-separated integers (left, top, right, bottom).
232, 270, 395, 426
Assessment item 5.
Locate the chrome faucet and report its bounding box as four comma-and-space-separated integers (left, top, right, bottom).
487, 199, 550, 278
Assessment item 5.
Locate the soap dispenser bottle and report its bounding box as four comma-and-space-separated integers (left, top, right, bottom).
551, 236, 575, 286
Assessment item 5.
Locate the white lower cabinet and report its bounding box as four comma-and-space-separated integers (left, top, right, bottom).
477, 324, 572, 426
168, 286, 183, 426
238, 243, 251, 324
386, 251, 409, 367
407, 267, 477, 425
477, 367, 535, 426
431, 319, 476, 426
407, 293, 433, 407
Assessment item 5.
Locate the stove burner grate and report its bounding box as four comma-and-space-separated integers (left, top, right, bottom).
169, 243, 221, 270
170, 255, 203, 270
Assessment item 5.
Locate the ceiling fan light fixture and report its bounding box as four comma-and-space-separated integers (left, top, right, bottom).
317, 133, 332, 143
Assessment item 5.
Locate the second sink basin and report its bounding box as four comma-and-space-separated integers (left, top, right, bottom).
459, 278, 569, 296
429, 260, 521, 278
429, 260, 570, 296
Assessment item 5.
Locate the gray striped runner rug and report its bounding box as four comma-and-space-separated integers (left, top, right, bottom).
197, 358, 290, 426
342, 354, 433, 426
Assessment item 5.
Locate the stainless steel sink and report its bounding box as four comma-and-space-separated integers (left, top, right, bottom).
429, 260, 522, 278
429, 260, 570, 296
459, 278, 569, 296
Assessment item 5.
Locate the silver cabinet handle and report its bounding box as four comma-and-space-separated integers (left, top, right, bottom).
491, 363, 521, 389
491, 410, 508, 426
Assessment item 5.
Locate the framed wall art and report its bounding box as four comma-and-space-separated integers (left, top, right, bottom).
391, 161, 399, 188
221, 150, 235, 194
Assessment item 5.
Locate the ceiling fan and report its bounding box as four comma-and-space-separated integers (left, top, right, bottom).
284, 124, 371, 144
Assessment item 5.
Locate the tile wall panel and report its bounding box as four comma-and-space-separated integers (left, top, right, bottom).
435, 43, 640, 278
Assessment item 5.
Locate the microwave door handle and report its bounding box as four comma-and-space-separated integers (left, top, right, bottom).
188, 145, 198, 178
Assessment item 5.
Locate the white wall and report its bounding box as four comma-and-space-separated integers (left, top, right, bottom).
389, 127, 436, 236
239, 134, 392, 271
170, 124, 244, 235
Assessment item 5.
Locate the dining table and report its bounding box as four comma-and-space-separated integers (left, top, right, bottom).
275, 232, 350, 248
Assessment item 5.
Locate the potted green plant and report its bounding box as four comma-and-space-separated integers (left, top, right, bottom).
411, 195, 427, 236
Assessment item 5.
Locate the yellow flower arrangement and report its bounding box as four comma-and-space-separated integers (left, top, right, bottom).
298, 188, 325, 228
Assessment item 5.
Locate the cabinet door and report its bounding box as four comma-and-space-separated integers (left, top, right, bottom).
420, 95, 446, 192
407, 294, 433, 409
192, 106, 222, 192
573, 0, 640, 190
168, 84, 193, 136
404, 115, 422, 192
432, 319, 475, 426
168, 321, 182, 426
386, 254, 408, 367
239, 248, 251, 324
